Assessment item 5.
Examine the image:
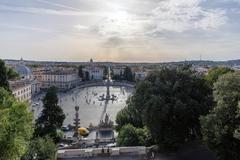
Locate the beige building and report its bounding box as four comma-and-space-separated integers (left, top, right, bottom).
32, 67, 47, 81
83, 67, 104, 80
41, 70, 80, 90
83, 59, 104, 80
112, 67, 124, 76
10, 80, 32, 103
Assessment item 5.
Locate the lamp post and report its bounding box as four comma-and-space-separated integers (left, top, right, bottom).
73, 105, 80, 137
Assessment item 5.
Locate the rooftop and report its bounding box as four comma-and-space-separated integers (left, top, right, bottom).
9, 80, 31, 91
43, 70, 77, 75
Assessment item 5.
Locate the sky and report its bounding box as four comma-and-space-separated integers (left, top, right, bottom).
0, 0, 240, 62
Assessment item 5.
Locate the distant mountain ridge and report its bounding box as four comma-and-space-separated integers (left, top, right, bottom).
165, 59, 240, 66
4, 59, 240, 67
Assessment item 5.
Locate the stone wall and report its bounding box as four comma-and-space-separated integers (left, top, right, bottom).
57, 147, 146, 160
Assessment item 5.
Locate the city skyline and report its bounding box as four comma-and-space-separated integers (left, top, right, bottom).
1, 0, 240, 62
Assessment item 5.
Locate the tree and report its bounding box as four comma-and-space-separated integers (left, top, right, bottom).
78, 65, 84, 79
7, 67, 19, 80
0, 59, 10, 90
0, 88, 33, 160
200, 72, 240, 160
117, 124, 147, 146
22, 137, 56, 160
34, 87, 65, 142
131, 66, 213, 149
103, 66, 108, 80
116, 101, 143, 131
85, 71, 90, 81
205, 67, 234, 85
123, 66, 134, 82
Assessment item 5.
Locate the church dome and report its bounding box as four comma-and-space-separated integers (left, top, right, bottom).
15, 65, 32, 76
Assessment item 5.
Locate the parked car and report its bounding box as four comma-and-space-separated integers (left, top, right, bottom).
61, 126, 70, 131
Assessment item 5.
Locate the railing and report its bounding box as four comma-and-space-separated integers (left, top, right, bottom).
57, 146, 146, 159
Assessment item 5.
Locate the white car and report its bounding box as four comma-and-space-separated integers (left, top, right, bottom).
106, 143, 117, 147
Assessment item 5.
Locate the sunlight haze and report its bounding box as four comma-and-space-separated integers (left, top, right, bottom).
0, 0, 240, 62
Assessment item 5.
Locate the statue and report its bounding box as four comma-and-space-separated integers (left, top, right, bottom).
98, 113, 113, 128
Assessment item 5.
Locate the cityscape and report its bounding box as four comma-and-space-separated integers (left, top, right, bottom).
0, 0, 240, 160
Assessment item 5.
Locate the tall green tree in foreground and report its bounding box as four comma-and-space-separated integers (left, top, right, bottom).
0, 59, 10, 90
0, 88, 33, 160
34, 87, 65, 142
201, 72, 240, 160
131, 66, 213, 149
205, 67, 234, 85
22, 137, 56, 160
117, 124, 147, 146
116, 102, 143, 131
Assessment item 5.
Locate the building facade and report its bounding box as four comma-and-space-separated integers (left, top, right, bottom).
14, 61, 42, 96
41, 70, 80, 90
112, 67, 124, 76
82, 59, 104, 80
10, 80, 32, 103
83, 67, 104, 80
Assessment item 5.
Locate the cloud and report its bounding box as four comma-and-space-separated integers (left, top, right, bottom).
0, 23, 54, 33
93, 0, 227, 40
35, 0, 81, 11
74, 25, 89, 30
102, 36, 125, 48
223, 0, 240, 4
195, 9, 226, 29
94, 11, 148, 38
0, 4, 98, 16
149, 0, 226, 33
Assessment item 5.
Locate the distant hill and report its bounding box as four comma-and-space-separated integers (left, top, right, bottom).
4, 59, 240, 67
162, 59, 240, 67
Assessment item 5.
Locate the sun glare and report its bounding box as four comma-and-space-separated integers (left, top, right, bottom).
100, 10, 143, 38
108, 11, 130, 23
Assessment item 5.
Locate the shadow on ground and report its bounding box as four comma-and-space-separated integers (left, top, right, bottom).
155, 143, 216, 160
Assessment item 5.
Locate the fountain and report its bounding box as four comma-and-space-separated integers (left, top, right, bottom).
96, 113, 115, 145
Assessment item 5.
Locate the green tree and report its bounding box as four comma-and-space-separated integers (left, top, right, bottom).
116, 101, 143, 131
7, 67, 19, 80
34, 87, 65, 142
0, 88, 33, 160
200, 72, 240, 160
78, 65, 84, 79
85, 71, 90, 81
123, 66, 134, 82
103, 66, 108, 80
117, 124, 147, 146
205, 67, 234, 85
0, 59, 10, 90
131, 66, 213, 149
22, 137, 56, 160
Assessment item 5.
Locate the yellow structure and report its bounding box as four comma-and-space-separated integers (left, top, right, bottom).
78, 127, 89, 137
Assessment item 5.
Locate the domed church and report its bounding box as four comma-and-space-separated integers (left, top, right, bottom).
15, 58, 33, 80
